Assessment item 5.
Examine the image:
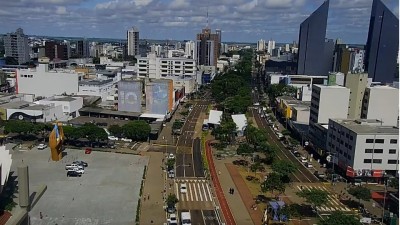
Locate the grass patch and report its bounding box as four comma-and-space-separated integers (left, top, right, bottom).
135, 199, 141, 224
201, 132, 209, 176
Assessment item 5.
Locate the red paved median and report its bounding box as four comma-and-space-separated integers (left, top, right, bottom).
206, 140, 236, 225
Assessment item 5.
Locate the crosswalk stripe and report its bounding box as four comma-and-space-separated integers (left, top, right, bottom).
202, 183, 208, 201
296, 186, 302, 191
175, 183, 179, 200
194, 183, 198, 201
206, 183, 212, 200
198, 183, 203, 201
189, 182, 193, 201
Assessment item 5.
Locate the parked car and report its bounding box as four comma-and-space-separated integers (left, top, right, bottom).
68, 167, 85, 174
168, 153, 175, 160
233, 159, 249, 167
180, 183, 187, 193
168, 170, 175, 178
67, 170, 81, 177
108, 136, 119, 141
168, 213, 178, 225
121, 138, 133, 142
65, 164, 84, 170
73, 160, 88, 167
255, 195, 269, 203
314, 171, 326, 179
300, 156, 308, 163
166, 204, 176, 213
37, 144, 47, 150
304, 162, 313, 168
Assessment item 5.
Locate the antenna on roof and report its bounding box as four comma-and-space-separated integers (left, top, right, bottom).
206, 0, 209, 28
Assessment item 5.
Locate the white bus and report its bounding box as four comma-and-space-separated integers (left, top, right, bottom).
181, 211, 191, 225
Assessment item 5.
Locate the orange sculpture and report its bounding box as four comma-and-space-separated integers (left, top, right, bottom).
48, 122, 64, 161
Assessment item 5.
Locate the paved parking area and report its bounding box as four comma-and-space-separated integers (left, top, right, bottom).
9, 145, 148, 225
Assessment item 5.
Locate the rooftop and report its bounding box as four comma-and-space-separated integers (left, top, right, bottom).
25, 104, 53, 110
79, 107, 141, 117
332, 119, 399, 135
49, 96, 78, 102
314, 84, 348, 89
0, 101, 31, 109
79, 79, 113, 86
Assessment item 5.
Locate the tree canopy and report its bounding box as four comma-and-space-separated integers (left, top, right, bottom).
318, 211, 362, 225
261, 172, 285, 194
348, 186, 371, 202
296, 189, 329, 207
272, 160, 296, 177
122, 120, 151, 141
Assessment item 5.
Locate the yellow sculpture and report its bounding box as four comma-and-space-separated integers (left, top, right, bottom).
48, 122, 64, 161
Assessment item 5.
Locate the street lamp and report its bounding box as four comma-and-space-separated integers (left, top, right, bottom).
326, 152, 337, 184
163, 136, 167, 155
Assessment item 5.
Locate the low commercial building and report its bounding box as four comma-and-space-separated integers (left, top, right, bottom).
17, 63, 82, 98
327, 119, 399, 181
78, 79, 115, 101
35, 96, 83, 121
0, 101, 64, 122
208, 110, 223, 128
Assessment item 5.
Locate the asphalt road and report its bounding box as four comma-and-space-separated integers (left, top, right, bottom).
179, 210, 218, 225
251, 108, 319, 183
193, 138, 205, 177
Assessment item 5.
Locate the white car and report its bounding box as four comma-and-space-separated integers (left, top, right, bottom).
121, 138, 133, 142
37, 144, 47, 150
65, 164, 84, 170
300, 156, 308, 163
68, 167, 85, 174
168, 153, 175, 159
180, 184, 187, 194
304, 162, 313, 168
108, 136, 119, 141
168, 213, 178, 225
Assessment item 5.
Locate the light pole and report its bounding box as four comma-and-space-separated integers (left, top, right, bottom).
163, 136, 167, 155
381, 178, 387, 224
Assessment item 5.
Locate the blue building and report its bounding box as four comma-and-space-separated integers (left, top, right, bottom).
365, 0, 399, 84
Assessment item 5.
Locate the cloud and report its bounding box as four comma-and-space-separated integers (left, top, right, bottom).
169, 0, 189, 9
56, 6, 67, 15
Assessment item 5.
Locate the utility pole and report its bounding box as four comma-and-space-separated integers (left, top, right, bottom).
381, 179, 387, 224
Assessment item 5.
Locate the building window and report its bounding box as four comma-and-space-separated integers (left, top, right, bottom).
374, 149, 383, 153
343, 152, 347, 157
390, 139, 398, 144
347, 155, 351, 160
345, 143, 348, 147
366, 139, 374, 143
375, 139, 384, 144
349, 145, 352, 149
372, 159, 382, 164
350, 135, 353, 140
388, 160, 398, 164
365, 149, 373, 153
389, 149, 396, 154
364, 159, 372, 163
346, 133, 349, 138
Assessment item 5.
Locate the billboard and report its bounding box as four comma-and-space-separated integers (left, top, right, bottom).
146, 79, 173, 114
118, 80, 142, 113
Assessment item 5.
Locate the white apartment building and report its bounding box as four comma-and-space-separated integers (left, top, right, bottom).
127, 27, 139, 56
361, 86, 399, 126
327, 119, 399, 177
267, 40, 275, 55
137, 53, 197, 80
35, 96, 83, 121
257, 39, 266, 51
78, 79, 115, 101
4, 28, 30, 64
309, 85, 350, 153
17, 64, 81, 98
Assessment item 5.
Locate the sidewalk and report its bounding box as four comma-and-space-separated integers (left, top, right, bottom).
226, 163, 264, 225
140, 152, 166, 225
214, 159, 253, 225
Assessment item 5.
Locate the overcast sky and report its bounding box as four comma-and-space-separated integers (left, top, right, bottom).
0, 0, 398, 44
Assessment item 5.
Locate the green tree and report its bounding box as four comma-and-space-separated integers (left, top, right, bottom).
318, 211, 362, 225
166, 158, 175, 169
165, 193, 179, 207
280, 204, 302, 222
62, 125, 77, 140
92, 57, 100, 64
296, 189, 329, 208
261, 172, 285, 194
79, 123, 108, 143
108, 124, 123, 137
388, 178, 399, 189
348, 186, 371, 203
272, 160, 296, 177
122, 120, 151, 141
250, 162, 264, 176
4, 120, 34, 135
236, 143, 253, 156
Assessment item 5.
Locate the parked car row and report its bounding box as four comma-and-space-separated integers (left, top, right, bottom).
65, 160, 88, 177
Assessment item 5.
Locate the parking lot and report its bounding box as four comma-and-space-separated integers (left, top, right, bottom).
9, 144, 148, 225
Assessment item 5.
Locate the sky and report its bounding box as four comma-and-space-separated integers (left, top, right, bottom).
0, 0, 398, 44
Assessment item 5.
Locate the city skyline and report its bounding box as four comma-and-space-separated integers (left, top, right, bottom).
0, 0, 398, 44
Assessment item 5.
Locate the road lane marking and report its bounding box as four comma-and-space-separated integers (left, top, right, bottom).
189, 182, 194, 201
194, 183, 199, 201
198, 183, 203, 201
202, 183, 208, 201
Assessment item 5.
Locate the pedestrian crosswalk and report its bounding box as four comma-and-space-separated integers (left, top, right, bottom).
295, 185, 352, 212
175, 179, 214, 203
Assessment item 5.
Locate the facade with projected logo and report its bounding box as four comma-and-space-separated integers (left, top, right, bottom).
146, 79, 173, 115
118, 80, 143, 113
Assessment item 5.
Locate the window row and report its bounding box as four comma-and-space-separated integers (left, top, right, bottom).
365, 139, 397, 144
365, 149, 397, 154
363, 159, 399, 164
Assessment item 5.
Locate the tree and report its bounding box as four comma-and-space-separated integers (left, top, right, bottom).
388, 178, 399, 189
108, 124, 123, 137
261, 172, 285, 194
348, 186, 371, 203
92, 57, 100, 64
79, 123, 108, 143
166, 193, 179, 207
318, 211, 362, 225
236, 143, 253, 156
296, 189, 329, 208
122, 120, 151, 141
250, 162, 264, 176
4, 120, 34, 135
272, 160, 296, 177
280, 204, 302, 222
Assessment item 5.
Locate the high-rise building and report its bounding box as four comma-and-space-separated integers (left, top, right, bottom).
215, 29, 222, 54
257, 39, 266, 51
297, 0, 330, 76
196, 28, 220, 67
76, 39, 89, 58
3, 28, 30, 64
267, 40, 275, 55
185, 41, 196, 59
127, 27, 139, 56
44, 41, 69, 60
365, 0, 399, 83
285, 44, 290, 52
345, 73, 368, 119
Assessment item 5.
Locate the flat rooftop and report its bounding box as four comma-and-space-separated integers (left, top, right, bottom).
79, 79, 113, 86
332, 119, 399, 135
79, 107, 141, 117
48, 96, 78, 102
0, 101, 31, 109
314, 84, 348, 89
